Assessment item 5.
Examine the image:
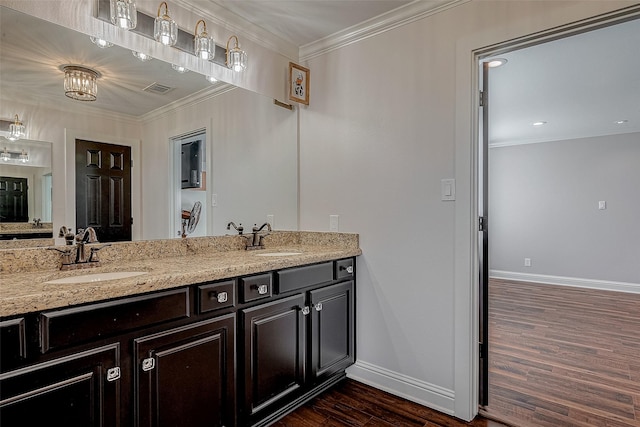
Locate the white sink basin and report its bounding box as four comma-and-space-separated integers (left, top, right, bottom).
254, 252, 303, 257
45, 271, 148, 284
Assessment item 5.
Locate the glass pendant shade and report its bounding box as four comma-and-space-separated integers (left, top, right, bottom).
132, 51, 153, 62
8, 115, 25, 141
110, 0, 137, 30
90, 37, 113, 49
194, 20, 214, 60
63, 66, 99, 101
154, 2, 177, 46
226, 36, 247, 72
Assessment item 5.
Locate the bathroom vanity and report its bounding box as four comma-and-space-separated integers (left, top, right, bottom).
0, 232, 360, 427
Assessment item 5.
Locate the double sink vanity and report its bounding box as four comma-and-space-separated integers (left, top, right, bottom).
0, 231, 361, 426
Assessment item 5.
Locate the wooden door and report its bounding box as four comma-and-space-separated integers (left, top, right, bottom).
75, 139, 131, 242
134, 315, 236, 427
309, 281, 355, 383
0, 344, 120, 426
0, 177, 28, 222
241, 294, 306, 422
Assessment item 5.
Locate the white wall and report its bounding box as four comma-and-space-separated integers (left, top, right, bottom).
140, 87, 298, 240
490, 133, 640, 287
298, 0, 636, 420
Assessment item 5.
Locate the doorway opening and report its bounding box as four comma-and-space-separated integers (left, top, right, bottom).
170, 131, 207, 239
476, 9, 640, 427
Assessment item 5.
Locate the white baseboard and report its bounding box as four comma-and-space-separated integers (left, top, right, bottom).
346, 360, 455, 416
490, 270, 640, 294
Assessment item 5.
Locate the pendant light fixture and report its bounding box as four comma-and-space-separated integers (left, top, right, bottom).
63, 66, 100, 101
132, 51, 153, 62
8, 114, 26, 141
0, 148, 9, 162
171, 64, 189, 73
90, 36, 113, 49
110, 0, 137, 30
226, 35, 247, 72
194, 19, 214, 60
154, 2, 177, 46
19, 149, 29, 163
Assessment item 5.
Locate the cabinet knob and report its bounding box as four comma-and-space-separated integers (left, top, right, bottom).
257, 284, 269, 295
302, 306, 310, 315
142, 357, 156, 372
210, 291, 228, 303
340, 265, 353, 274
106, 367, 121, 382
314, 303, 323, 312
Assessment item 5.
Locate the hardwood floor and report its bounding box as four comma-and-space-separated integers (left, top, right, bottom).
275, 379, 507, 427
483, 279, 640, 427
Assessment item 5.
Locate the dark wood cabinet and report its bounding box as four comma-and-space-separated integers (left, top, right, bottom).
134, 314, 236, 427
0, 343, 120, 427
0, 257, 356, 427
310, 281, 355, 382
241, 294, 306, 422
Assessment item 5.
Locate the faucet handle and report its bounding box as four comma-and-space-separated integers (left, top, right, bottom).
48, 246, 73, 265
89, 244, 111, 262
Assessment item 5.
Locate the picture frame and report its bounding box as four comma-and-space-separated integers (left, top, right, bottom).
289, 62, 310, 105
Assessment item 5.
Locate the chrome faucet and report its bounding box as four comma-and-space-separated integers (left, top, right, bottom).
75, 227, 99, 263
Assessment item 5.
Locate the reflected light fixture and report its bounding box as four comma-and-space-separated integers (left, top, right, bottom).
19, 149, 29, 163
132, 51, 153, 62
154, 1, 177, 46
63, 66, 100, 101
206, 75, 218, 83
194, 19, 215, 60
615, 119, 628, 125
0, 147, 29, 163
532, 121, 547, 126
110, 0, 137, 30
8, 115, 26, 141
171, 64, 188, 73
226, 35, 247, 72
0, 148, 9, 162
90, 36, 113, 49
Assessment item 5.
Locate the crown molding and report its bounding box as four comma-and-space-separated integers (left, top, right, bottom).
139, 83, 237, 122
300, 0, 469, 61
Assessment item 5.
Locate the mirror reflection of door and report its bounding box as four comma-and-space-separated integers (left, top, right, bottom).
75, 139, 132, 242
0, 177, 28, 222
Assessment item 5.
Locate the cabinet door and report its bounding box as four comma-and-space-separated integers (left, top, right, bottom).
134, 314, 235, 427
0, 343, 120, 427
309, 281, 355, 382
241, 294, 306, 420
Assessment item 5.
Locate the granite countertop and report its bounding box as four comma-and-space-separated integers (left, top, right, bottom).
1, 232, 361, 317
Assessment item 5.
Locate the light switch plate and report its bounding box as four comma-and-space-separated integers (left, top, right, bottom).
330, 215, 339, 231
598, 201, 606, 210
441, 179, 455, 201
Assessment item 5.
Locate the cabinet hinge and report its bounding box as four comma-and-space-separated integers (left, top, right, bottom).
130, 159, 134, 168
479, 216, 486, 231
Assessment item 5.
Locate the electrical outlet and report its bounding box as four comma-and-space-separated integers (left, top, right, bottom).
329, 215, 339, 231
524, 258, 532, 267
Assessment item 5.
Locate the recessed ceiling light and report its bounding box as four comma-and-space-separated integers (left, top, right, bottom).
614, 120, 628, 124
487, 58, 508, 68
532, 121, 547, 126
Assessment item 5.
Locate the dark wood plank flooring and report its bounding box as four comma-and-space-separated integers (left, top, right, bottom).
276, 379, 507, 427
483, 279, 640, 427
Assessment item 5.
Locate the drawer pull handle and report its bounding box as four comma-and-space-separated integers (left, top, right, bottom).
142, 357, 155, 372
302, 306, 310, 315
314, 303, 323, 312
257, 284, 269, 295
107, 367, 121, 382
340, 265, 353, 274
216, 292, 228, 303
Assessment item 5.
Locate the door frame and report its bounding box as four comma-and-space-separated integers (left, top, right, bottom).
64, 129, 141, 242
452, 4, 640, 421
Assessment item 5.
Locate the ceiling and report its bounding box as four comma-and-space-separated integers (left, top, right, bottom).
1, 3, 638, 144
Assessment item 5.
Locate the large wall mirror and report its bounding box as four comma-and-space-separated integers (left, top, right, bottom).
0, 5, 298, 245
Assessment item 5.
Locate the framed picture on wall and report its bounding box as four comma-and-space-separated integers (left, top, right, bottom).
289, 62, 310, 105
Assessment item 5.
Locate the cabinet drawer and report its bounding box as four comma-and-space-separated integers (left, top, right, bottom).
240, 273, 272, 303
40, 288, 190, 353
335, 259, 355, 280
198, 280, 236, 313
0, 317, 27, 368
276, 262, 333, 294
